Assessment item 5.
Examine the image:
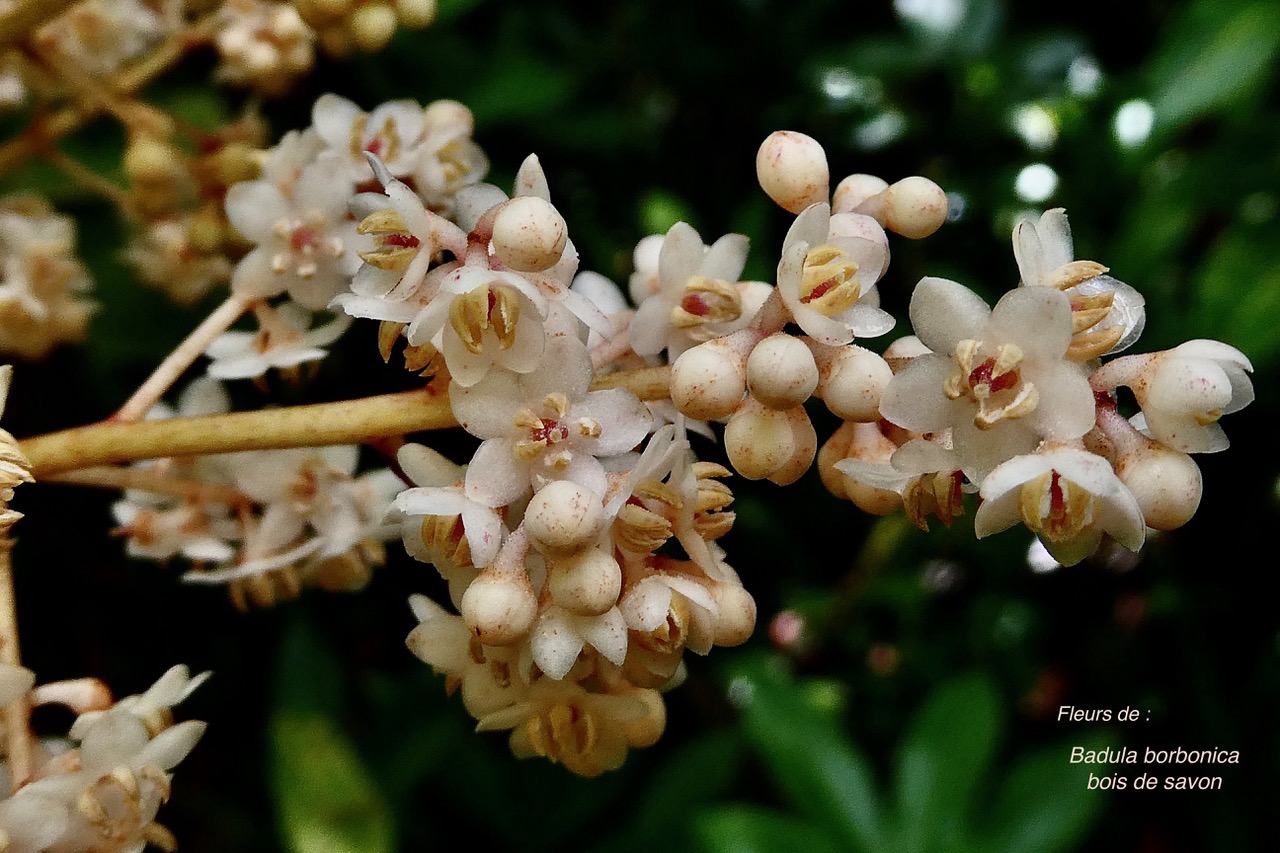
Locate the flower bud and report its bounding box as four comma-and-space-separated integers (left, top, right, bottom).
818, 345, 892, 422
460, 569, 538, 645
423, 98, 474, 135
832, 173, 889, 212
548, 546, 622, 616
621, 687, 666, 748
881, 176, 948, 239
724, 402, 816, 485
828, 421, 904, 514
350, 3, 397, 52
746, 333, 818, 409
491, 196, 568, 272
711, 581, 756, 646
670, 339, 747, 421
394, 0, 437, 28
756, 131, 829, 214
1115, 444, 1202, 531
855, 176, 948, 239
524, 480, 607, 556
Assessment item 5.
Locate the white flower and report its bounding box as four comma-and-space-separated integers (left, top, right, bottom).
1129, 340, 1254, 453
775, 202, 894, 346
530, 603, 629, 680
312, 94, 426, 183
1012, 207, 1145, 357
880, 276, 1096, 481
975, 447, 1145, 566
475, 679, 663, 778
412, 99, 490, 214
834, 437, 965, 530
404, 261, 549, 387
405, 594, 528, 719
205, 301, 351, 380
214, 0, 314, 95
628, 222, 754, 359
332, 154, 469, 318
450, 335, 653, 504
225, 155, 363, 310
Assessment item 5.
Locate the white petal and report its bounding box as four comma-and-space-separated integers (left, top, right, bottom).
908, 276, 990, 354
531, 608, 585, 680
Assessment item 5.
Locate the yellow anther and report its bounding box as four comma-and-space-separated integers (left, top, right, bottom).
542, 392, 570, 420
1019, 470, 1098, 542
799, 243, 862, 316
671, 276, 743, 328
448, 286, 491, 353
1045, 260, 1108, 290
1065, 325, 1125, 361
356, 208, 409, 235
489, 286, 521, 349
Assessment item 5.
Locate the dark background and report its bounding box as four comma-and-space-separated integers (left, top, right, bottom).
4, 0, 1279, 849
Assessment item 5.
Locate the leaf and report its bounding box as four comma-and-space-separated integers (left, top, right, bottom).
891, 674, 1003, 851
728, 654, 884, 853
271, 615, 395, 853
977, 731, 1114, 853
694, 806, 844, 853
1149, 3, 1280, 134
627, 729, 744, 841
271, 711, 396, 853
1191, 228, 1280, 368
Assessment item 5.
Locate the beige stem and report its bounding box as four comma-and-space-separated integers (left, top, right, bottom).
21, 366, 674, 479
113, 293, 256, 423
0, 535, 33, 792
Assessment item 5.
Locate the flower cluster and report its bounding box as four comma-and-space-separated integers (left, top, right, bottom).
827, 206, 1251, 566
51, 97, 1253, 780
0, 196, 96, 361
111, 378, 402, 610
0, 664, 207, 852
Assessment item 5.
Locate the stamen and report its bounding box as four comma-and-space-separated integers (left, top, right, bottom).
799, 244, 862, 316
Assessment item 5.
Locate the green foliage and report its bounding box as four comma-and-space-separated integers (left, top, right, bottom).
713, 655, 1111, 853
270, 616, 395, 853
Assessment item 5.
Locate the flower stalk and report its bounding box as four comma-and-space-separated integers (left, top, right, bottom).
21, 366, 673, 478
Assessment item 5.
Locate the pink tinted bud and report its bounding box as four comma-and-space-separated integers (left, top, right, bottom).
756, 131, 830, 214
491, 196, 568, 272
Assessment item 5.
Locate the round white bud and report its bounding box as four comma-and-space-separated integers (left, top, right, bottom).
747, 333, 818, 409
394, 0, 437, 28
755, 131, 830, 214
724, 404, 816, 485
670, 340, 747, 421
621, 687, 666, 748
548, 547, 622, 616
423, 98, 474, 135
882, 176, 948, 239
1116, 446, 1203, 531
711, 582, 756, 647
350, 3, 398, 52
819, 345, 893, 421
832, 173, 889, 213
460, 571, 538, 645
524, 480, 607, 556
491, 196, 568, 272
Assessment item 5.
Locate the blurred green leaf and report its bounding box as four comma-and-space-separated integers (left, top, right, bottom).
729, 654, 884, 852
694, 806, 843, 853
1191, 228, 1280, 367
271, 616, 395, 853
977, 730, 1115, 853
271, 712, 396, 853
627, 730, 744, 841
1149, 2, 1280, 134
892, 674, 1002, 851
